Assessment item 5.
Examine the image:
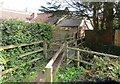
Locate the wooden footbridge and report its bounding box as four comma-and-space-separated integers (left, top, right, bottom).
1, 35, 119, 83
31, 36, 119, 82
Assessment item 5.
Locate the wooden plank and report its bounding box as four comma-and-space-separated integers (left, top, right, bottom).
53, 53, 65, 77
0, 41, 43, 51
67, 57, 93, 65
19, 48, 43, 58
45, 43, 65, 68
68, 47, 119, 58
2, 58, 41, 75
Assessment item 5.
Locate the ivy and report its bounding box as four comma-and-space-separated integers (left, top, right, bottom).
0, 19, 52, 82
54, 56, 120, 82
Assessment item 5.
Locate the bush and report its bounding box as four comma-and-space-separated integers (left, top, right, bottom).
0, 19, 53, 82
1, 19, 52, 45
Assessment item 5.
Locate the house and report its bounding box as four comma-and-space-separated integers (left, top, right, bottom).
33, 7, 70, 23
0, 8, 35, 21
32, 13, 52, 22
37, 7, 94, 40
52, 16, 93, 40
45, 16, 60, 25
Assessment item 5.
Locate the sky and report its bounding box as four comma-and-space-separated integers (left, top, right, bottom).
0, 0, 48, 12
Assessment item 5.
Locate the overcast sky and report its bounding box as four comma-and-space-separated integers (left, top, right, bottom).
0, 0, 48, 12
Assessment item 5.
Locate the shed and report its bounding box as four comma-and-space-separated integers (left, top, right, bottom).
53, 17, 93, 40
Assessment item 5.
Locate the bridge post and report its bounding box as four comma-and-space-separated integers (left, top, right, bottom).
43, 40, 47, 58
44, 66, 53, 82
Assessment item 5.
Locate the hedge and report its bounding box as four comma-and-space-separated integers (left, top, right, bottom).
0, 19, 53, 82
1, 19, 52, 45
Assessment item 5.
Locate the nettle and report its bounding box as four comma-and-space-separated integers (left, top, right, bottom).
0, 19, 52, 82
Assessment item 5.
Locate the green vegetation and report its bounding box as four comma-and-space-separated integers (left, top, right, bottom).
54, 65, 87, 82
54, 56, 120, 82
0, 19, 53, 82
1, 19, 52, 45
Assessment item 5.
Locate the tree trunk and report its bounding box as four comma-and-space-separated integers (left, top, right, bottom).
104, 2, 114, 30
93, 4, 97, 30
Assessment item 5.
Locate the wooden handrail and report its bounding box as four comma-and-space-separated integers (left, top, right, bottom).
68, 47, 119, 58
45, 43, 65, 68
0, 41, 43, 51
44, 43, 65, 82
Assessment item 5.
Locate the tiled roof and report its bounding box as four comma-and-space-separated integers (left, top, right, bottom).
57, 17, 82, 27
32, 13, 52, 22
45, 16, 60, 25
0, 8, 30, 20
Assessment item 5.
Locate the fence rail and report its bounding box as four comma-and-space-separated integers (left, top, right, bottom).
0, 41, 43, 51
67, 47, 119, 58
1, 40, 47, 76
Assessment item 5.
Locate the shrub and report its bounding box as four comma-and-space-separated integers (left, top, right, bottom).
1, 19, 52, 45
0, 19, 53, 82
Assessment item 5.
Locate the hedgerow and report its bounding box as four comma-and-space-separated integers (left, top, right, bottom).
1, 19, 52, 45
0, 19, 53, 82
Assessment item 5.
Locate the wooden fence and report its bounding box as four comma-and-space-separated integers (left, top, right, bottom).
65, 41, 119, 68
0, 40, 47, 75
43, 34, 119, 82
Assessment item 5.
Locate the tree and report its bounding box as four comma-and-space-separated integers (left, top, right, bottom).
39, 0, 119, 30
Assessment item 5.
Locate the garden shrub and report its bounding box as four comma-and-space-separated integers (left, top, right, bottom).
0, 19, 53, 82
1, 19, 52, 45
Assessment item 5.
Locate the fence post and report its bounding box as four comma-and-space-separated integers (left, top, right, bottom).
43, 40, 47, 58
44, 66, 53, 82
74, 33, 77, 47
65, 41, 68, 65
77, 50, 80, 67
